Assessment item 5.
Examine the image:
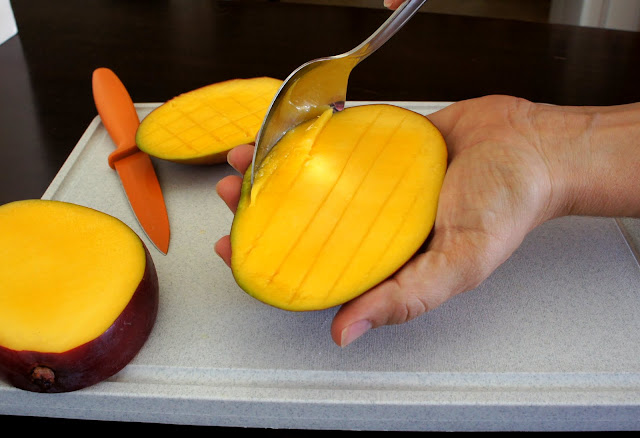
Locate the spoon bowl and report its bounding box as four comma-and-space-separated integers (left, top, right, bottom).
250, 0, 428, 185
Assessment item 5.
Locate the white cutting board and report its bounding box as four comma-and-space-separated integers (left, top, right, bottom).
1, 102, 639, 431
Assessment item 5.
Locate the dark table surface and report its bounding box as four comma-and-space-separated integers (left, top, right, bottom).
1, 0, 640, 432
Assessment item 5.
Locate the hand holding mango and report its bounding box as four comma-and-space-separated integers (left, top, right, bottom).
216, 95, 640, 347
383, 0, 407, 9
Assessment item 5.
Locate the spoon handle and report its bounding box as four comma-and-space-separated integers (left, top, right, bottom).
349, 0, 428, 62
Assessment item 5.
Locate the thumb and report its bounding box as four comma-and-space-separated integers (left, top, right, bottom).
330, 231, 493, 347
383, 0, 407, 10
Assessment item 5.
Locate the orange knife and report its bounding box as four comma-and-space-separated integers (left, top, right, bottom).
92, 67, 170, 254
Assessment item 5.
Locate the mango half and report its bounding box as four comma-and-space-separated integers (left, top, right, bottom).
0, 200, 158, 392
230, 104, 447, 311
136, 77, 282, 164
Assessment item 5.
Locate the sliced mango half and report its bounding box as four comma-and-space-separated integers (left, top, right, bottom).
230, 104, 448, 311
136, 77, 282, 164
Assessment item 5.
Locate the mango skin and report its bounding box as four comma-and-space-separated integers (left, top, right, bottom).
230, 104, 447, 312
0, 245, 158, 393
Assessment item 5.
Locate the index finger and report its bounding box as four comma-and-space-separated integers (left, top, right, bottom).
227, 143, 255, 175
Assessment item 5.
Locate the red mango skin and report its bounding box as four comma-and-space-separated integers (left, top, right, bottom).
0, 245, 159, 393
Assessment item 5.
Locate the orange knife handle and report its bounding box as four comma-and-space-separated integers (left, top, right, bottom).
107, 144, 139, 169
92, 68, 141, 169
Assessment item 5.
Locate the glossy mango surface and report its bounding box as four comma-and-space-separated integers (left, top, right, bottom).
0, 199, 158, 392
0, 200, 148, 353
136, 77, 282, 164
230, 104, 447, 311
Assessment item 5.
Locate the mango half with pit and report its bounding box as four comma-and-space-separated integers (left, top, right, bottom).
0, 200, 158, 392
136, 77, 282, 164
230, 104, 447, 311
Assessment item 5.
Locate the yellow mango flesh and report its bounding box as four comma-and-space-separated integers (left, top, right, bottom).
0, 200, 147, 353
136, 77, 283, 164
230, 104, 447, 311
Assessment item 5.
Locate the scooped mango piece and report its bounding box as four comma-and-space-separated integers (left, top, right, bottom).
136, 77, 282, 164
0, 199, 158, 392
230, 104, 447, 311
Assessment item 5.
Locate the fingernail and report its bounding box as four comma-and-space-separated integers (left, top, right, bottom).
340, 320, 372, 347
383, 0, 393, 8
226, 151, 238, 172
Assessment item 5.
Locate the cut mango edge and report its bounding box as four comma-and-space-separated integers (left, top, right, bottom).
230, 104, 448, 311
250, 108, 334, 205
135, 77, 283, 164
0, 199, 147, 353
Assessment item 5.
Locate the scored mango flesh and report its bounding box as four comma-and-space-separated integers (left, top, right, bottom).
0, 200, 146, 353
230, 104, 447, 311
136, 77, 283, 164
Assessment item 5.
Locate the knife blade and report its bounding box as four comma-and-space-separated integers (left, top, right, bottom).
91, 67, 170, 254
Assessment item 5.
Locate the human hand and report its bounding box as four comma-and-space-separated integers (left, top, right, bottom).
215, 95, 555, 345
328, 95, 560, 345
213, 143, 252, 272
383, 0, 407, 10
215, 95, 640, 346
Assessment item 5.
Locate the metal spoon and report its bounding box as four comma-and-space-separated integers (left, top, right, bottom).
250, 0, 428, 185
